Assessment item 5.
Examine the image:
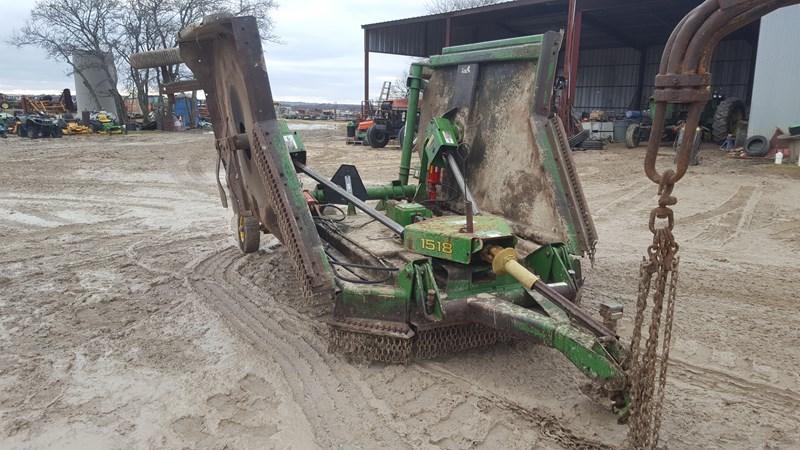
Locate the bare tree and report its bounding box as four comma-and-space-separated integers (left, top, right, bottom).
10, 0, 127, 120
391, 71, 410, 98
11, 0, 278, 125
426, 0, 500, 14
229, 0, 279, 42
115, 0, 159, 120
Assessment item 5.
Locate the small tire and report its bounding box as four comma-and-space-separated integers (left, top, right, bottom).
236, 214, 260, 254
744, 135, 769, 157
625, 124, 641, 148
367, 126, 389, 148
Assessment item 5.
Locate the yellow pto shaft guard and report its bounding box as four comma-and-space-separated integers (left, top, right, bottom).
486, 246, 539, 289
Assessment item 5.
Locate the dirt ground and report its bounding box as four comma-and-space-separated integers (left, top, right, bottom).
1, 123, 799, 449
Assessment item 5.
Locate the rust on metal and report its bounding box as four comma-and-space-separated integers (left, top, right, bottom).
136, 15, 337, 301
631, 2, 800, 448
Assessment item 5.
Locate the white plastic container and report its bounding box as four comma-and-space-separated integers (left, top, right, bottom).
775, 151, 783, 165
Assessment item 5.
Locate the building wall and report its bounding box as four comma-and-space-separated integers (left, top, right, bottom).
572, 40, 755, 118
748, 5, 800, 138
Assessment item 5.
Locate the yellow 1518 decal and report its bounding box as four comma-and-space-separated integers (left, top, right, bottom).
419, 238, 453, 255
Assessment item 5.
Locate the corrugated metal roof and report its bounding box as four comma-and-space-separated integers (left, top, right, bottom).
363, 0, 759, 56
572, 40, 755, 116
362, 0, 554, 30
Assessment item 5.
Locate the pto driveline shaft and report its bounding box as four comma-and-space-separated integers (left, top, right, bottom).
484, 246, 616, 338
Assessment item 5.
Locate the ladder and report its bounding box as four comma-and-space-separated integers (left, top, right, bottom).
379, 81, 392, 102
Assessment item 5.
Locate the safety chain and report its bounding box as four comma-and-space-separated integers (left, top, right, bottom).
627, 173, 681, 450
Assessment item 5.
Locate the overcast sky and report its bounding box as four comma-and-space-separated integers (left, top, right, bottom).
0, 0, 431, 104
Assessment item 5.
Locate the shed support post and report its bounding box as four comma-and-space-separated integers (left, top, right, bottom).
445, 17, 452, 47
560, 0, 582, 134
632, 47, 648, 111
364, 29, 370, 116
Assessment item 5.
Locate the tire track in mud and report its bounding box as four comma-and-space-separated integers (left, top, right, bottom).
415, 363, 616, 450
589, 180, 655, 218
184, 246, 409, 448
668, 357, 800, 414
683, 185, 760, 245
681, 186, 755, 225
185, 245, 618, 449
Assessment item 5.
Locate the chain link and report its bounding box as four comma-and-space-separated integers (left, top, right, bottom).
627, 175, 681, 449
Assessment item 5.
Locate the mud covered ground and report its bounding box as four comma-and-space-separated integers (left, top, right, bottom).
1, 123, 799, 449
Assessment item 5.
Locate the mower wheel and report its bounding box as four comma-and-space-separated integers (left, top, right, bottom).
712, 97, 746, 144
17, 125, 27, 138
236, 214, 261, 254
367, 126, 389, 148
52, 127, 63, 138
625, 124, 641, 148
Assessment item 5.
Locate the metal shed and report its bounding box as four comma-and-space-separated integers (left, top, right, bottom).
362, 0, 760, 125
748, 5, 800, 138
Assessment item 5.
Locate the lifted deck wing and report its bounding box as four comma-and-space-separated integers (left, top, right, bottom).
133, 15, 335, 301
415, 32, 598, 258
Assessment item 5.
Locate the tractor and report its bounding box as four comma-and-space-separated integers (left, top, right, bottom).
625, 93, 747, 162
348, 84, 413, 148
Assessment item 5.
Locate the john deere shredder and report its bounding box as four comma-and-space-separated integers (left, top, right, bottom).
132, 13, 628, 413
130, 2, 794, 447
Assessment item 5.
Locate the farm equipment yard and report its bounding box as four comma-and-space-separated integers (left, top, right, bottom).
1, 125, 798, 449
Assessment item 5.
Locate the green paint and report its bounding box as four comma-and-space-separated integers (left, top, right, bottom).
403, 215, 514, 264
272, 122, 334, 278
386, 202, 432, 227
423, 116, 460, 167
429, 44, 542, 67
442, 35, 543, 54
340, 284, 408, 319
310, 184, 418, 203
498, 302, 623, 382
524, 244, 581, 293
399, 63, 423, 185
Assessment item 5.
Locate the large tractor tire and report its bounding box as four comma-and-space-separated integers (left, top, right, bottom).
367, 126, 389, 148
712, 97, 746, 144
625, 124, 642, 148
236, 214, 261, 254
